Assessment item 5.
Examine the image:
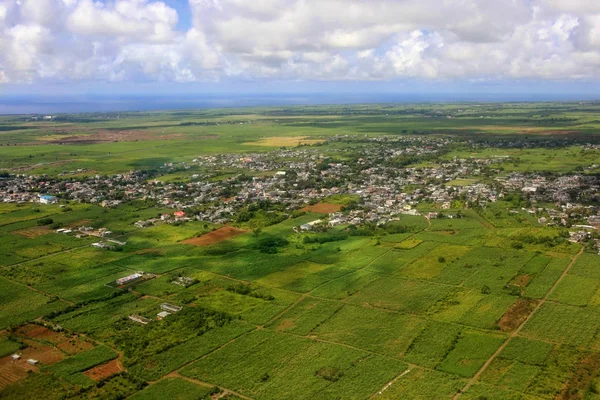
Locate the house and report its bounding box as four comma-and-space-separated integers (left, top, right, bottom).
157, 311, 171, 320
116, 272, 143, 286
328, 219, 344, 227
174, 210, 186, 218
11, 354, 21, 361
27, 359, 39, 365
39, 194, 57, 204
161, 303, 182, 313
129, 315, 151, 325
299, 220, 322, 231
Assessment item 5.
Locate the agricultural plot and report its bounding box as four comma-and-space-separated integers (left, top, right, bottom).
438, 331, 505, 377
128, 321, 253, 381
397, 244, 471, 280
345, 276, 454, 314
312, 304, 426, 358
180, 330, 408, 400
520, 302, 600, 347
0, 104, 599, 399
44, 345, 117, 387
128, 378, 214, 400
0, 277, 68, 329
268, 297, 342, 335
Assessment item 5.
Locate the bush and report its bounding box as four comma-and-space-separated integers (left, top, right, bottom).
256, 236, 289, 253
37, 217, 54, 226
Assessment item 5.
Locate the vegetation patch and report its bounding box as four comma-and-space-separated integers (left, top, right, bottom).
181, 226, 247, 246
497, 298, 538, 332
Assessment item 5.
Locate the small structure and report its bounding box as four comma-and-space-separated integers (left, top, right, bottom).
39, 194, 57, 204
172, 276, 195, 287
160, 303, 182, 313
129, 315, 151, 325
27, 359, 39, 365
299, 220, 322, 231
11, 354, 21, 361
174, 210, 186, 218
116, 273, 143, 286
157, 311, 171, 320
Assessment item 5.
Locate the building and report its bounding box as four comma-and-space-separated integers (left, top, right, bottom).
174, 210, 186, 218
129, 315, 151, 325
299, 220, 322, 231
116, 273, 143, 286
157, 311, 171, 320
160, 303, 182, 313
11, 354, 21, 361
39, 194, 57, 204
27, 359, 39, 365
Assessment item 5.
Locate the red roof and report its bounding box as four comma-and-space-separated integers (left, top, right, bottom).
174, 211, 186, 217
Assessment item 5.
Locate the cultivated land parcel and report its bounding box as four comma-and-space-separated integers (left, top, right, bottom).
0, 102, 599, 399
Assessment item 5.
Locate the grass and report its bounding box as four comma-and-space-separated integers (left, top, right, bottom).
346, 276, 454, 314
129, 321, 253, 381
180, 330, 408, 400
520, 302, 600, 347
312, 305, 426, 359
438, 331, 505, 377
128, 378, 214, 400
0, 276, 68, 329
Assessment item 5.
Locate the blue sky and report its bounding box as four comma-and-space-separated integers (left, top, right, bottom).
0, 0, 599, 101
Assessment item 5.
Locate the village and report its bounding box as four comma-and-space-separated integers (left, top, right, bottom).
1, 136, 599, 253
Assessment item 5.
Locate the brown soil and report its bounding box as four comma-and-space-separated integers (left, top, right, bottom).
17, 324, 62, 343
181, 226, 247, 246
497, 298, 538, 332
45, 129, 186, 144
57, 338, 95, 355
0, 356, 30, 388
557, 353, 600, 400
83, 359, 123, 381
302, 203, 342, 213
275, 320, 295, 331
510, 274, 533, 287
13, 226, 50, 238
19, 339, 65, 365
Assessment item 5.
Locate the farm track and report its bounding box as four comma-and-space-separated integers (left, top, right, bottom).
170, 372, 255, 400
453, 246, 586, 399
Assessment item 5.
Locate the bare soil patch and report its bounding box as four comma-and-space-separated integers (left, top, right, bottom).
182, 226, 247, 246
497, 298, 538, 332
83, 359, 123, 381
275, 320, 295, 331
58, 337, 95, 355
13, 226, 50, 238
302, 203, 342, 213
0, 356, 30, 388
17, 324, 62, 343
557, 353, 600, 400
19, 339, 65, 365
510, 274, 533, 288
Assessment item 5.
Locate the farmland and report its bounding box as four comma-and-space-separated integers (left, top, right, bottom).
0, 102, 599, 399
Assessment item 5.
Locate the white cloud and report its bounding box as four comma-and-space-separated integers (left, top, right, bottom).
0, 0, 598, 84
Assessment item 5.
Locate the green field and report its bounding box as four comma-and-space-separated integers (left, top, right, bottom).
0, 103, 599, 399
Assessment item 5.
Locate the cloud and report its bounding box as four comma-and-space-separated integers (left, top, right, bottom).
0, 0, 598, 84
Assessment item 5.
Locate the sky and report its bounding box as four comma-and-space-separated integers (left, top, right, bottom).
0, 0, 599, 102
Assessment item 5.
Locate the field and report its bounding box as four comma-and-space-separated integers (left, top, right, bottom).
181, 226, 248, 246
0, 102, 599, 399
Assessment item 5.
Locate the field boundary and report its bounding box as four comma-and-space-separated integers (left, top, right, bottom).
453, 246, 586, 399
